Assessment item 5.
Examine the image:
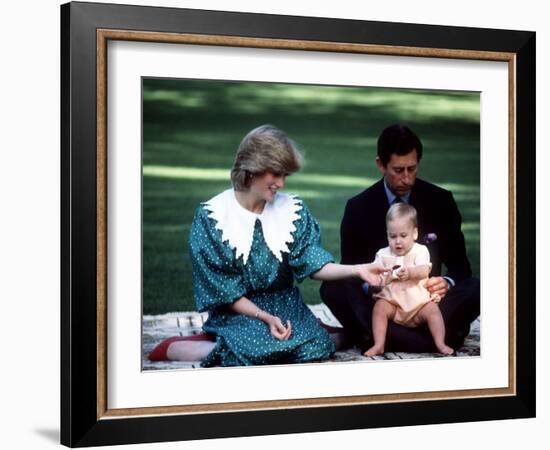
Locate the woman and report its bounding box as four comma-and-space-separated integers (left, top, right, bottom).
149, 125, 385, 367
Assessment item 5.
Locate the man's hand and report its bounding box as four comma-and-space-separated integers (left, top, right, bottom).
424, 276, 450, 300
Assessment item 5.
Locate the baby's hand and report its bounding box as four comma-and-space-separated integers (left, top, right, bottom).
396, 267, 410, 281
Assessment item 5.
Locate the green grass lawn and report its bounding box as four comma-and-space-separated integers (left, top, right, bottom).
143, 79, 480, 314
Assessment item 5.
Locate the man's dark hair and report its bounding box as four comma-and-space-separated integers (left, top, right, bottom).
377, 123, 423, 166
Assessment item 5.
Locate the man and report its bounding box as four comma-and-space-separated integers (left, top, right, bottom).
320, 123, 480, 353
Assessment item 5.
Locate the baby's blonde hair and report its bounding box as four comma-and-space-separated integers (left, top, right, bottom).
386, 202, 418, 228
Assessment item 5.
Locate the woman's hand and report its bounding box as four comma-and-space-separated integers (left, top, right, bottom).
230, 298, 292, 340
355, 262, 388, 285
264, 314, 292, 340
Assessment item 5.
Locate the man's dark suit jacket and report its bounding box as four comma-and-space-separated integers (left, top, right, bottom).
340, 178, 472, 283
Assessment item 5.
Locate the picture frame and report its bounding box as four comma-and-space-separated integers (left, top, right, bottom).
61, 1, 535, 447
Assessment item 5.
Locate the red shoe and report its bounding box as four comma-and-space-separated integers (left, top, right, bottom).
148, 333, 214, 361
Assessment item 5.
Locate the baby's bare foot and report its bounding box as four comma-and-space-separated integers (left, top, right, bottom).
437, 344, 455, 356
364, 345, 384, 357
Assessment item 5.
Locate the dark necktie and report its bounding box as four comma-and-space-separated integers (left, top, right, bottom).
393, 197, 403, 204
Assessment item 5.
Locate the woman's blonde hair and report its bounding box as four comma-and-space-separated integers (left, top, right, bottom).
230, 124, 304, 191
386, 202, 418, 228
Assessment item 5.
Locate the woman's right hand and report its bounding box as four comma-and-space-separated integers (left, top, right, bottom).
264, 314, 292, 340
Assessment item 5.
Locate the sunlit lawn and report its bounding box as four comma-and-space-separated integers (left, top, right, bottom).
143, 79, 480, 314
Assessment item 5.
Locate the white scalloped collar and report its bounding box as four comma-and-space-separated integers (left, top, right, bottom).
202, 189, 303, 264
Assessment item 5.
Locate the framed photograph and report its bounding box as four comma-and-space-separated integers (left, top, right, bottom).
61, 1, 535, 447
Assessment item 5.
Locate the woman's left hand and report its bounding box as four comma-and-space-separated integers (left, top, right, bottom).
355, 263, 388, 285
264, 315, 293, 341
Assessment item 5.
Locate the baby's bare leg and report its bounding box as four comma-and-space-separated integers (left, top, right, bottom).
416, 303, 454, 355
364, 300, 397, 357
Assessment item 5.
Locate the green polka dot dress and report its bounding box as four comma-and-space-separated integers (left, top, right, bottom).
189, 189, 335, 367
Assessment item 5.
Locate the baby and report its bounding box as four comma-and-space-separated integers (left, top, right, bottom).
364, 203, 454, 357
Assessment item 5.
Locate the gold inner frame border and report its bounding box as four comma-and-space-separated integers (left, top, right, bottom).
95, 28, 517, 420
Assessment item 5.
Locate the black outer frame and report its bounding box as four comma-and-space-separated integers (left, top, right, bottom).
60, 1, 535, 447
